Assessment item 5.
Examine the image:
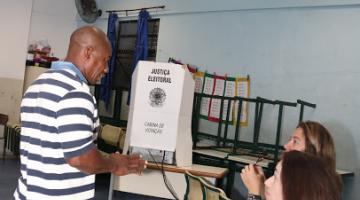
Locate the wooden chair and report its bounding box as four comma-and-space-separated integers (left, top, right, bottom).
0, 113, 9, 159
184, 171, 206, 200
97, 124, 126, 153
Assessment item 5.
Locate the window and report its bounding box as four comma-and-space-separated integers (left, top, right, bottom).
112, 19, 160, 89
94, 18, 160, 126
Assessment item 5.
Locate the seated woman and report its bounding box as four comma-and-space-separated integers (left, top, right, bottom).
263, 150, 341, 200
240, 121, 341, 199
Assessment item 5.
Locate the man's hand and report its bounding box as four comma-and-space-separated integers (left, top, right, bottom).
240, 164, 265, 197
110, 152, 147, 176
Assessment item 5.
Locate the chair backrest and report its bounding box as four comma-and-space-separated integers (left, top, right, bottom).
0, 113, 8, 126
184, 171, 206, 200
99, 124, 126, 149
1, 113, 9, 159
0, 113, 9, 141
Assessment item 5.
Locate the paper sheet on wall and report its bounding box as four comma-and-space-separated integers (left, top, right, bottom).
235, 77, 250, 126
199, 73, 214, 117
168, 57, 251, 126
208, 75, 226, 122
222, 77, 236, 123
194, 71, 205, 94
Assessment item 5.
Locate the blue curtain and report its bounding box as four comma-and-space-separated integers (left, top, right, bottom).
127, 9, 150, 104
100, 12, 118, 108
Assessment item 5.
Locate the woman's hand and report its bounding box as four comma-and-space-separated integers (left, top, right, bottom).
240, 164, 265, 197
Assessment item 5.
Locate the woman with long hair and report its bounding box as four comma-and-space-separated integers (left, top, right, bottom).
284, 121, 336, 172
264, 151, 341, 200
241, 121, 341, 199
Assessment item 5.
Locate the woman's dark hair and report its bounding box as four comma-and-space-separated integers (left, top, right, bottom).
281, 151, 341, 200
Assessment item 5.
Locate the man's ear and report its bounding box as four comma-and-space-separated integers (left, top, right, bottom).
84, 46, 94, 60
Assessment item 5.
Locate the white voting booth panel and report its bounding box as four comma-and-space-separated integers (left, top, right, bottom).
123, 61, 195, 167
113, 61, 195, 199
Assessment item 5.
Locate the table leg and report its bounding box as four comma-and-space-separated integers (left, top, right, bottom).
108, 173, 114, 200
2, 126, 7, 159
225, 161, 236, 197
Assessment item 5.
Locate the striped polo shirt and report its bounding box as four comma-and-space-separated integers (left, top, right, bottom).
14, 62, 100, 199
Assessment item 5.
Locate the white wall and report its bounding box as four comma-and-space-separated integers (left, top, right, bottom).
29, 0, 77, 59
95, 1, 360, 176
0, 0, 77, 124
0, 0, 33, 123
0, 0, 32, 80
157, 5, 360, 176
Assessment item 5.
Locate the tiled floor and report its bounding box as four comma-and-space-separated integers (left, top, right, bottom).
0, 157, 20, 200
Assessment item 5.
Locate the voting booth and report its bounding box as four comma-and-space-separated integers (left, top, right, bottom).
123, 61, 195, 167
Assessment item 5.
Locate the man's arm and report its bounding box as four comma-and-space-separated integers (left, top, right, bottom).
66, 147, 116, 174
58, 90, 146, 176
66, 147, 146, 176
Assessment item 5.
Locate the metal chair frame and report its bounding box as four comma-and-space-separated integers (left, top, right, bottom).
0, 113, 9, 159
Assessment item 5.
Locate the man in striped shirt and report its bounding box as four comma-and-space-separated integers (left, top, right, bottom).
14, 26, 147, 199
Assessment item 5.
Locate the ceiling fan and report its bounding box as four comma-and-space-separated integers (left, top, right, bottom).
75, 0, 102, 23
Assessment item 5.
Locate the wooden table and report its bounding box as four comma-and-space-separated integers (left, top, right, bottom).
227, 154, 273, 168
108, 163, 228, 200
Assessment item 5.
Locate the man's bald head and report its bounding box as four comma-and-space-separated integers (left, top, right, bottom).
65, 26, 112, 84
67, 26, 111, 56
